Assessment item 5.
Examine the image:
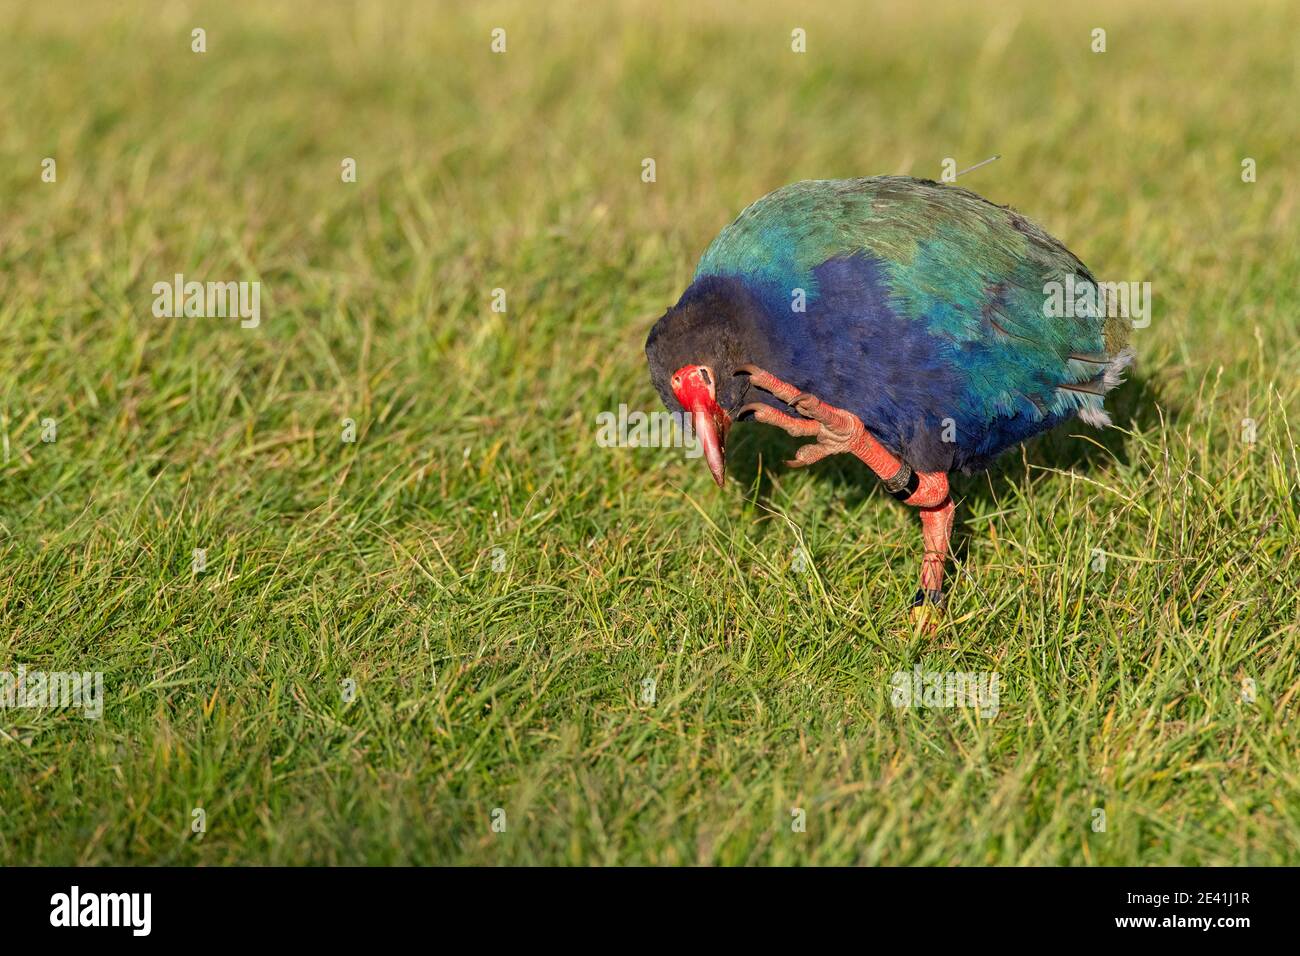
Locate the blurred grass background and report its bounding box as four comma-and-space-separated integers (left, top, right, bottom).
0, 0, 1297, 864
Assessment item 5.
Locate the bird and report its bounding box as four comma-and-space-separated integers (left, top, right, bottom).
645, 176, 1133, 621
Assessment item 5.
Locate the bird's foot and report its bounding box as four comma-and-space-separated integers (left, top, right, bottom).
734, 364, 866, 469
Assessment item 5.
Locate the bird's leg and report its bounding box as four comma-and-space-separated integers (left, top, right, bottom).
736, 364, 955, 618
914, 496, 956, 623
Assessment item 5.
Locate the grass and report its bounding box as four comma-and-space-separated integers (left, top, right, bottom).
0, 0, 1297, 865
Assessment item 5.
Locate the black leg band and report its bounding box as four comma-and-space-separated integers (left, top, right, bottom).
884, 463, 920, 502
910, 588, 946, 609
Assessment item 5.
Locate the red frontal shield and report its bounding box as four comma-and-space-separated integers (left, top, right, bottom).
670, 365, 729, 487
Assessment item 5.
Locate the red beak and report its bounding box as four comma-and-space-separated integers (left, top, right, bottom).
671, 364, 729, 487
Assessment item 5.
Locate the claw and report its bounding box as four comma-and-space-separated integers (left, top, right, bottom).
785, 442, 833, 469
731, 363, 803, 405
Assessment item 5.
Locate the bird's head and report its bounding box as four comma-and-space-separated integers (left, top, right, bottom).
645, 277, 771, 487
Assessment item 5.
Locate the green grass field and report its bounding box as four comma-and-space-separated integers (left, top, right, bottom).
1, 0, 1297, 865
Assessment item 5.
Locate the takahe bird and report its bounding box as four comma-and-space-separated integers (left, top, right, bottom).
645, 176, 1133, 618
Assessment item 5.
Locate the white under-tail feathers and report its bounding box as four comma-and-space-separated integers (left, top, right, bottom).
1074, 346, 1136, 428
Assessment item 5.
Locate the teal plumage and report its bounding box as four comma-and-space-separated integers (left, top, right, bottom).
650, 176, 1133, 472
